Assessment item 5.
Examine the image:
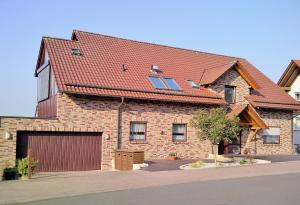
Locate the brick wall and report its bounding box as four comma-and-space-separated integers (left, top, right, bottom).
0, 68, 294, 174
210, 68, 250, 105
120, 100, 214, 159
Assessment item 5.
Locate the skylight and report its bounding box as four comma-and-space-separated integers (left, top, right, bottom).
148, 76, 167, 89
148, 76, 181, 91
187, 80, 199, 88
162, 78, 181, 90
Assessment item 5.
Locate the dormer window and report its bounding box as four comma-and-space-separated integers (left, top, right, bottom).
225, 85, 236, 104
187, 80, 199, 88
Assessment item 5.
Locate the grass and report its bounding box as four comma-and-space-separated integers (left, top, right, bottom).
189, 160, 204, 168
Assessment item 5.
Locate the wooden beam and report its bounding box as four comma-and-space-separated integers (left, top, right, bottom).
280, 87, 291, 91
236, 62, 260, 90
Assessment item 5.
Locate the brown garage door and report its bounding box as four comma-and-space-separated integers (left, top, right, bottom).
16, 132, 102, 172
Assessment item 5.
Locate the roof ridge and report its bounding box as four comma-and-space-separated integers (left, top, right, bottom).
73, 29, 246, 60
203, 60, 237, 70
42, 36, 75, 42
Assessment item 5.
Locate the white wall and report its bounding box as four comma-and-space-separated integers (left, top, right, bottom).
289, 75, 300, 150
288, 75, 300, 98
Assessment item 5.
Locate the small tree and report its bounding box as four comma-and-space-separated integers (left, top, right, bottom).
190, 108, 240, 165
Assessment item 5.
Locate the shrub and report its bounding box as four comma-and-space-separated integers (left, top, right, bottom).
3, 167, 18, 180
189, 160, 204, 168
17, 157, 38, 176
239, 158, 247, 165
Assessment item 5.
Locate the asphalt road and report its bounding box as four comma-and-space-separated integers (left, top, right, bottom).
15, 173, 300, 205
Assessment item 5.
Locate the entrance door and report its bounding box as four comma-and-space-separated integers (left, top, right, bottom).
218, 131, 242, 155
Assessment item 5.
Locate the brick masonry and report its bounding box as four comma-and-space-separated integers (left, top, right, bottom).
0, 68, 294, 175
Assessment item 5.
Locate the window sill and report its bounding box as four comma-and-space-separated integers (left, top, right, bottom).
263, 143, 280, 146
173, 141, 188, 144
130, 140, 148, 144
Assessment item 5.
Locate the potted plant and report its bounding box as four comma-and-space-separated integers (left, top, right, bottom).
17, 157, 38, 180
167, 153, 177, 160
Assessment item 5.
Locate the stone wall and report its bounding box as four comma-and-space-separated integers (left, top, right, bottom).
240, 109, 293, 154
209, 68, 250, 105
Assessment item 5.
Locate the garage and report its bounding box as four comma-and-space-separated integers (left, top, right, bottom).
16, 131, 102, 172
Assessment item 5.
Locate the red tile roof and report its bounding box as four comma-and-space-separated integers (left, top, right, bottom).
199, 61, 236, 85
227, 104, 247, 119
40, 30, 300, 109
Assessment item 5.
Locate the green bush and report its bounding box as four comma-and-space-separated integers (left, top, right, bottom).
189, 160, 204, 168
239, 159, 247, 165
17, 157, 38, 176
3, 167, 18, 180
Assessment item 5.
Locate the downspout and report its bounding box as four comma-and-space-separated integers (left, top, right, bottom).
117, 97, 125, 149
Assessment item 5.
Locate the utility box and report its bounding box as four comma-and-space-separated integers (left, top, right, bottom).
115, 150, 144, 171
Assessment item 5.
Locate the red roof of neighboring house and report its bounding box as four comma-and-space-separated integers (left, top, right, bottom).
39, 30, 300, 109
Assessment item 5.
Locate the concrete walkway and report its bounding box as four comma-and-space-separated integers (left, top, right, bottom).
1, 161, 300, 204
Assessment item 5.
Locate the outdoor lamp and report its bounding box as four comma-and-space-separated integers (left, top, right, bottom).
4, 131, 13, 140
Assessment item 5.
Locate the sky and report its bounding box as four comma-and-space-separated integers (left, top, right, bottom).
0, 0, 299, 116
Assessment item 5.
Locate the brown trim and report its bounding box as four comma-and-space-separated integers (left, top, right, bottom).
129, 121, 147, 143
246, 104, 268, 129
63, 90, 226, 106
278, 60, 299, 87
252, 100, 300, 106
65, 83, 222, 99
236, 62, 260, 90
172, 123, 187, 143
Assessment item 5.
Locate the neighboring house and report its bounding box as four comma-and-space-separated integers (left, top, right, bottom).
278, 60, 300, 153
1, 30, 300, 173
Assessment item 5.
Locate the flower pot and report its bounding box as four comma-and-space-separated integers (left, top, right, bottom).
167, 156, 177, 160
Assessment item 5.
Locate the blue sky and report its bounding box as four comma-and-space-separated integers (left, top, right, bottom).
0, 0, 299, 116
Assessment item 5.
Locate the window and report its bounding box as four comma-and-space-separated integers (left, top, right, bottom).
249, 87, 254, 95
49, 69, 58, 97
148, 76, 181, 91
162, 78, 181, 90
295, 92, 300, 100
187, 80, 199, 88
225, 85, 236, 104
172, 124, 187, 142
130, 122, 146, 141
37, 65, 50, 102
148, 76, 167, 89
294, 118, 300, 130
260, 127, 280, 144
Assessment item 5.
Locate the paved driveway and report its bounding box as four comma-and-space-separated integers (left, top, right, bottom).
1, 161, 300, 204
256, 154, 300, 162
17, 172, 300, 205
142, 160, 196, 171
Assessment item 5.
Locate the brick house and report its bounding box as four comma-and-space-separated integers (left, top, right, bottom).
278, 60, 300, 153
1, 30, 300, 173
